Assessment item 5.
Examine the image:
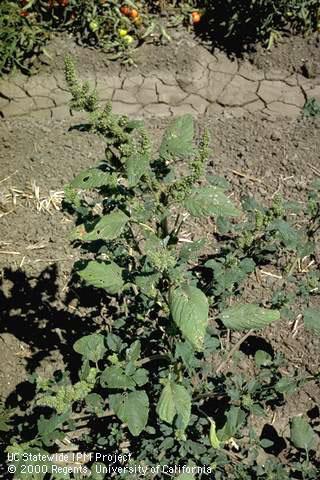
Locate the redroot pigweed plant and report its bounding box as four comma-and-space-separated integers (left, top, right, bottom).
2, 58, 320, 480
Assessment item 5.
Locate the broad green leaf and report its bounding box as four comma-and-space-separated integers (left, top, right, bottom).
184, 186, 241, 218
100, 366, 135, 389
169, 286, 209, 351
303, 308, 320, 335
220, 304, 280, 331
73, 334, 106, 362
159, 115, 194, 160
81, 210, 129, 241
179, 239, 206, 261
78, 260, 124, 294
207, 175, 230, 190
268, 219, 300, 250
175, 342, 200, 370
156, 382, 191, 430
132, 369, 149, 387
217, 406, 246, 442
290, 416, 317, 451
209, 419, 221, 449
126, 340, 141, 362
126, 151, 151, 187
70, 168, 114, 189
109, 391, 149, 436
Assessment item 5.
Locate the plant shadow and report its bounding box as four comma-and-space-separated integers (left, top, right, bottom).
0, 264, 112, 406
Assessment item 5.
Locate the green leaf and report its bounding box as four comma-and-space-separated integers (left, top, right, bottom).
207, 175, 230, 190
135, 272, 161, 297
78, 260, 124, 294
175, 342, 200, 370
290, 416, 317, 451
81, 210, 129, 241
179, 239, 206, 261
126, 340, 141, 362
209, 419, 221, 449
70, 168, 114, 189
159, 115, 194, 160
220, 304, 280, 331
100, 366, 136, 389
126, 150, 151, 187
170, 286, 209, 351
268, 219, 300, 250
37, 411, 70, 447
217, 406, 246, 442
132, 368, 149, 387
157, 381, 191, 430
0, 405, 13, 432
73, 334, 106, 362
275, 377, 298, 395
85, 393, 104, 415
303, 308, 320, 335
184, 186, 241, 218
109, 390, 149, 436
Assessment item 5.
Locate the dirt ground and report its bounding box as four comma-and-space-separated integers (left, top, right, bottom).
0, 33, 320, 436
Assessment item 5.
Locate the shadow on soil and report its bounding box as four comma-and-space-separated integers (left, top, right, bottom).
0, 265, 109, 404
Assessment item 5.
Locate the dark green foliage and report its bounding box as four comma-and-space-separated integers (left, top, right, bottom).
198, 0, 319, 52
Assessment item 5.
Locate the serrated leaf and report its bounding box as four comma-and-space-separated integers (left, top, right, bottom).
303, 308, 320, 335
156, 382, 191, 430
220, 304, 280, 331
159, 115, 194, 160
290, 416, 316, 451
126, 151, 151, 187
81, 210, 129, 241
169, 286, 209, 351
78, 260, 124, 294
109, 390, 149, 436
184, 186, 241, 218
70, 168, 114, 189
73, 334, 106, 362
100, 366, 135, 389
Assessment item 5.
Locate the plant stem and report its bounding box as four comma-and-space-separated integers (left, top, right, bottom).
216, 329, 254, 374
139, 353, 171, 366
